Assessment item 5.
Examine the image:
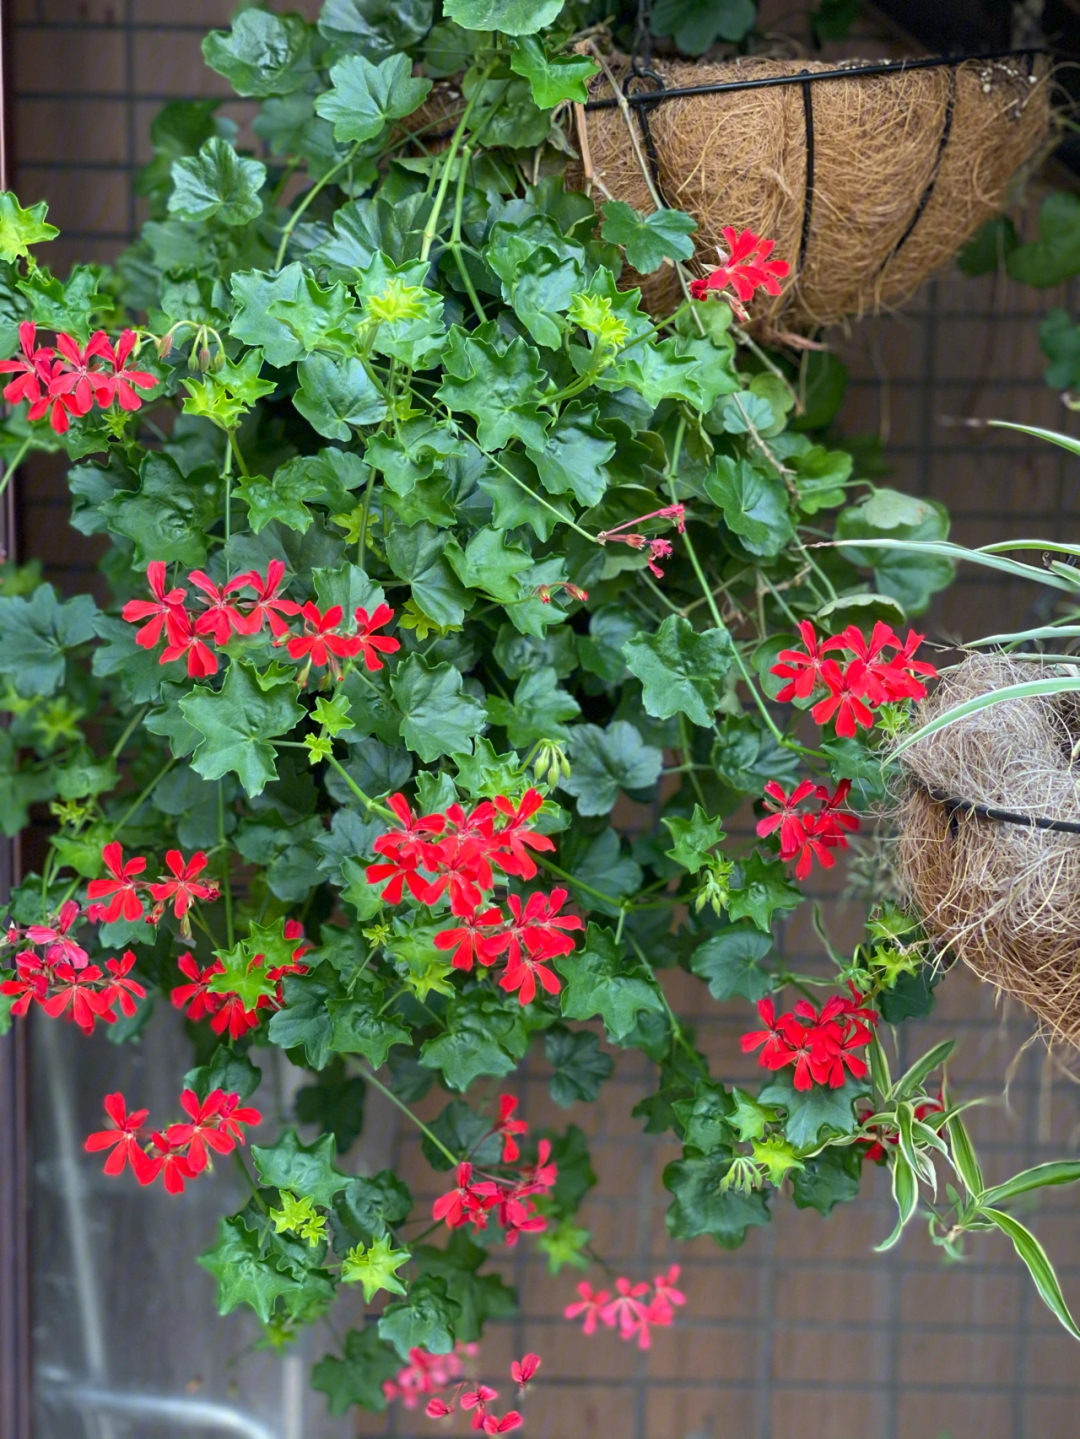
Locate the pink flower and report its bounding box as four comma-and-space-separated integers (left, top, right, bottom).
564, 1280, 611, 1335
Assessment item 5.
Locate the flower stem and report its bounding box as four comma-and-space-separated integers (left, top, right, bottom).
114, 756, 176, 834
325, 754, 395, 821
420, 66, 495, 263
218, 779, 234, 948
274, 143, 360, 271
0, 435, 33, 503
359, 1065, 458, 1166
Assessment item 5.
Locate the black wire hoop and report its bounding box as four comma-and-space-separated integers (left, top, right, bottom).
583, 46, 1047, 280
923, 786, 1080, 837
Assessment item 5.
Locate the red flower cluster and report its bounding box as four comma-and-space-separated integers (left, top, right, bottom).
84, 842, 219, 939
84, 1088, 260, 1193
756, 778, 858, 880
0, 322, 155, 434
770, 620, 937, 739
171, 918, 310, 1041
383, 1342, 478, 1410
564, 1265, 686, 1351
688, 227, 790, 319
741, 985, 878, 1092
1, 930, 143, 1037
432, 1095, 557, 1247
424, 1353, 539, 1432
368, 790, 583, 1007
596, 504, 685, 579
121, 559, 399, 683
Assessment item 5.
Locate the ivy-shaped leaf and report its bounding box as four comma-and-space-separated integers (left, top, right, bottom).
168, 138, 266, 226
315, 53, 432, 143
0, 192, 58, 262
663, 1150, 771, 1248
690, 922, 774, 1001
600, 200, 697, 274
391, 654, 487, 762
623, 615, 732, 727
561, 720, 663, 816
556, 923, 664, 1043
545, 1026, 614, 1107
180, 662, 304, 798
251, 1128, 349, 1208
293, 353, 387, 440
0, 584, 97, 699
202, 10, 313, 98
378, 1274, 461, 1360
509, 37, 598, 107
312, 1327, 399, 1416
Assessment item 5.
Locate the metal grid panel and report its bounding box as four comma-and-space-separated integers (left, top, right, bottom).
12, 4, 1080, 1437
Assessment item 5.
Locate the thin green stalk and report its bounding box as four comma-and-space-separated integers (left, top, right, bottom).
234, 1149, 269, 1212
630, 937, 706, 1071
356, 463, 377, 569
218, 780, 234, 947
420, 66, 495, 263
110, 706, 148, 760
228, 430, 250, 478
325, 754, 395, 821
0, 435, 33, 502
360, 1065, 458, 1166
274, 143, 360, 270
114, 755, 176, 834
489, 452, 595, 542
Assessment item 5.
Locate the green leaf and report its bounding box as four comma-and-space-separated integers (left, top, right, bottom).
435, 330, 549, 452
229, 265, 306, 369
0, 584, 97, 699
293, 353, 386, 440
758, 1070, 869, 1149
663, 804, 725, 874
545, 1026, 614, 1107
269, 272, 356, 351
690, 922, 773, 1001
946, 1113, 985, 1198
556, 923, 664, 1043
561, 720, 663, 816
101, 453, 219, 569
1037, 307, 1080, 390
334, 1171, 413, 1245
981, 1160, 1080, 1209
834, 487, 952, 615
252, 1129, 349, 1209
420, 990, 527, 1091
983, 1208, 1080, 1339
378, 1274, 461, 1360
315, 53, 432, 143
412, 1230, 518, 1341
202, 10, 313, 97
184, 1046, 262, 1103
312, 1327, 399, 1416
168, 138, 265, 226
391, 654, 486, 763
295, 1060, 366, 1153
600, 201, 697, 273
957, 213, 1018, 277
0, 193, 58, 264
652, 0, 757, 51
236, 469, 320, 534
1007, 191, 1080, 288
663, 1150, 771, 1247
319, 0, 434, 63
623, 615, 732, 727
486, 666, 580, 748
444, 526, 532, 602
705, 457, 794, 558
341, 1234, 411, 1302
198, 1216, 300, 1323
180, 662, 303, 798
727, 852, 802, 933
526, 403, 614, 507
328, 994, 410, 1069
561, 826, 643, 918
444, 0, 563, 34
386, 523, 471, 628
671, 1082, 735, 1150
791, 1144, 862, 1215
509, 37, 598, 107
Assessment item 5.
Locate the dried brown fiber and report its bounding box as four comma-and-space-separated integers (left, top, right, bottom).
577, 54, 1052, 330
894, 654, 1080, 1046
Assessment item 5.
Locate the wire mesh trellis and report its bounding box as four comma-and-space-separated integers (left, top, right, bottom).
11, 3, 1080, 1438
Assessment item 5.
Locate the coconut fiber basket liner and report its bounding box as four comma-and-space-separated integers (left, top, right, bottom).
578, 51, 1052, 331
894, 654, 1080, 1047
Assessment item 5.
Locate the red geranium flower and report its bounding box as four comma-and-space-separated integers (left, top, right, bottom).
689, 226, 790, 310
121, 561, 190, 649
0, 321, 52, 404
86, 842, 147, 923
149, 849, 216, 931
27, 359, 85, 434
432, 1162, 500, 1230
433, 900, 504, 971
170, 954, 224, 1022
812, 659, 874, 739
232, 560, 298, 637
770, 620, 835, 702
492, 1093, 528, 1163
285, 602, 363, 679
353, 602, 400, 671
26, 899, 88, 969
565, 1280, 612, 1335
99, 329, 156, 411
50, 330, 114, 414
40, 963, 114, 1034
160, 620, 219, 678
187, 570, 253, 645
165, 1088, 246, 1173
103, 950, 146, 1019
84, 1092, 160, 1184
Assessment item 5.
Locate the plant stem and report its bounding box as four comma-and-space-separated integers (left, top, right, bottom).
218, 780, 234, 947
356, 462, 377, 570
114, 756, 176, 834
274, 144, 360, 270
325, 754, 395, 821
110, 706, 148, 760
233, 1149, 268, 1212
360, 1065, 458, 1166
420, 66, 495, 263
0, 435, 33, 504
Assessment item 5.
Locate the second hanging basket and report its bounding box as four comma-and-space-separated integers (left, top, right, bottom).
578, 53, 1053, 330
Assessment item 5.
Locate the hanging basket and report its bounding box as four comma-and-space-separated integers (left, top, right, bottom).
894, 654, 1080, 1045
577, 52, 1053, 330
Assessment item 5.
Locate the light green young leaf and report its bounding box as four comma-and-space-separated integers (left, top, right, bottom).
510, 37, 598, 108
341, 1235, 411, 1302
0, 192, 58, 261
444, 0, 563, 35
